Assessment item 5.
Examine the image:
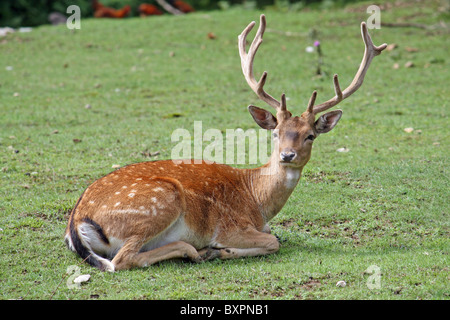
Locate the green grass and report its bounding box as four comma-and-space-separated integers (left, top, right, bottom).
0, 0, 448, 300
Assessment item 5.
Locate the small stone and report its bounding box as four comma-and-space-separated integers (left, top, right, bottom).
73, 274, 90, 284
336, 280, 346, 287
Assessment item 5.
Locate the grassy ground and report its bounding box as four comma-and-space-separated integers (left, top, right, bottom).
0, 0, 448, 300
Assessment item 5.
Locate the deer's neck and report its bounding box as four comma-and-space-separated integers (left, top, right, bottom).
245, 153, 303, 223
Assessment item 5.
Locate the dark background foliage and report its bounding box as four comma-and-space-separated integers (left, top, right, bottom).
0, 0, 362, 28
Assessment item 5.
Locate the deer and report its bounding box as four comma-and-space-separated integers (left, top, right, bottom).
65, 15, 386, 271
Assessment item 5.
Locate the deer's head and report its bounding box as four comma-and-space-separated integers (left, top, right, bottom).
239, 15, 386, 168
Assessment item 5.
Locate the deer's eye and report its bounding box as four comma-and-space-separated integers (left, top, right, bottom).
306, 134, 315, 141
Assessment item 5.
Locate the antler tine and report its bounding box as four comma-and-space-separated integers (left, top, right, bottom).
311, 22, 387, 115
239, 14, 282, 111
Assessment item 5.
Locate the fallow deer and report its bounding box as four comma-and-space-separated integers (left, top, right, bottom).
65, 15, 386, 271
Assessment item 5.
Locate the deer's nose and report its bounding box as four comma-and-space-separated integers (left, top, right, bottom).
280, 150, 297, 162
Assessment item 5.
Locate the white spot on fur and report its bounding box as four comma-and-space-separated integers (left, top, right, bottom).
131, 183, 137, 187
152, 187, 164, 192
122, 185, 128, 189
112, 209, 149, 215
114, 202, 121, 207
88, 200, 95, 205
151, 197, 157, 203
136, 178, 143, 181
128, 193, 135, 198
115, 191, 121, 195
151, 206, 157, 216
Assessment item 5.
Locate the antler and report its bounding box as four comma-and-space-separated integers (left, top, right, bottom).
310, 22, 387, 115
238, 14, 287, 113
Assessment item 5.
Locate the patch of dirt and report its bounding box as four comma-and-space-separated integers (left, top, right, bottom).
303, 171, 351, 184
301, 278, 322, 290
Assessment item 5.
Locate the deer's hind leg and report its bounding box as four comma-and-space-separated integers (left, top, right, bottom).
112, 238, 200, 270
109, 177, 200, 270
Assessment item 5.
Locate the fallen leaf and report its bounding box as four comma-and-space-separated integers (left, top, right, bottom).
163, 113, 183, 119
336, 147, 350, 153
393, 63, 399, 69
404, 127, 414, 133
207, 32, 216, 40
405, 47, 418, 52
386, 43, 397, 51
404, 61, 414, 68
112, 164, 121, 169
85, 104, 92, 109
73, 138, 82, 143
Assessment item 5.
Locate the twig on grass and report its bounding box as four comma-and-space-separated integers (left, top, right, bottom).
49, 253, 92, 300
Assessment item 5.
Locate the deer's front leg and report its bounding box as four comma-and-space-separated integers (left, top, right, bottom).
200, 228, 280, 261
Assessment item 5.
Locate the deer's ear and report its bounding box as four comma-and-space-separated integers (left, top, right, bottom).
315, 110, 342, 134
248, 105, 278, 130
